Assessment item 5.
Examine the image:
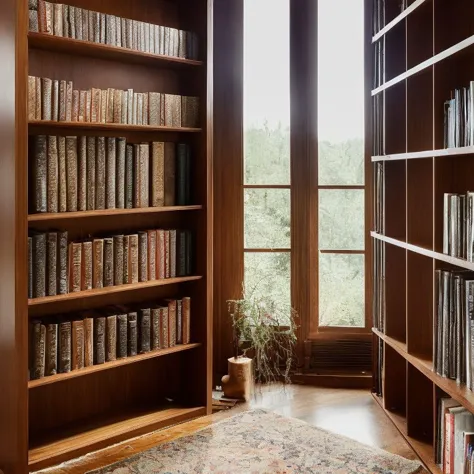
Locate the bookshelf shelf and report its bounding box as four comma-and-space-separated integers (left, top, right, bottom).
29, 343, 201, 389
372, 145, 474, 162
28, 32, 204, 68
28, 120, 202, 133
28, 205, 203, 222
28, 405, 206, 471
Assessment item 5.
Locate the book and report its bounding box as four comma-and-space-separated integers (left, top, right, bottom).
58, 231, 68, 294
116, 138, 126, 209
151, 307, 161, 350
138, 308, 151, 353
103, 237, 114, 287
113, 235, 124, 285
178, 30, 187, 58
138, 231, 148, 282
100, 89, 107, 123
31, 321, 46, 379
167, 300, 177, 347
164, 230, 170, 278
66, 136, 78, 212
45, 323, 58, 376
47, 135, 59, 213
28, 76, 36, 120
81, 241, 93, 291
176, 143, 191, 205
123, 235, 130, 284
151, 142, 165, 207
78, 136, 87, 211
35, 77, 42, 119
72, 319, 85, 370
181, 96, 199, 128
29, 9, 39, 33
33, 232, 46, 298
127, 312, 138, 356
58, 320, 71, 373
129, 234, 139, 283
121, 91, 128, 126
177, 230, 186, 277
133, 143, 149, 207
170, 230, 177, 278
33, 135, 47, 213
66, 81, 73, 121
38, 0, 52, 34
75, 6, 83, 41
91, 88, 101, 122
96, 137, 106, 209
106, 88, 114, 123
148, 230, 157, 280
83, 315, 94, 367
176, 299, 183, 344
52, 79, 59, 121
68, 242, 82, 292
113, 89, 122, 124
125, 144, 134, 209
149, 92, 161, 126
46, 232, 57, 296
59, 80, 67, 121
94, 316, 106, 364
117, 313, 128, 359
86, 137, 96, 210
160, 307, 169, 348
93, 239, 104, 288
62, 4, 69, 38
106, 314, 117, 361
164, 142, 176, 205
58, 136, 67, 212
182, 296, 191, 344
106, 137, 116, 209
156, 230, 165, 279
72, 90, 79, 122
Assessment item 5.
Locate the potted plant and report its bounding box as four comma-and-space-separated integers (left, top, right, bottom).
221, 290, 298, 400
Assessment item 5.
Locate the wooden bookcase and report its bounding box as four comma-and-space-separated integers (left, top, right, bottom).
0, 1, 213, 472
371, 0, 474, 472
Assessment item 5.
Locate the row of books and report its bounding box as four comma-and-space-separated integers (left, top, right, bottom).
434, 270, 474, 389
28, 229, 193, 298
443, 192, 474, 260
31, 136, 191, 214
29, 0, 198, 60
436, 397, 474, 473
28, 75, 199, 128
444, 83, 474, 149
29, 297, 191, 380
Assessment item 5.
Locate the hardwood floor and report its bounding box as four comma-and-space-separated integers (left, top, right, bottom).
34, 385, 422, 473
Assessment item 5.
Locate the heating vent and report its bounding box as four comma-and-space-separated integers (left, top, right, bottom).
310, 339, 372, 372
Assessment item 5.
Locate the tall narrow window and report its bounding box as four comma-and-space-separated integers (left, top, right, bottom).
317, 0, 366, 328
243, 0, 291, 315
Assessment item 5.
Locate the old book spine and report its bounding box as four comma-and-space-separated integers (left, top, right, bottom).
100, 89, 107, 123
178, 30, 186, 58
68, 242, 82, 292
117, 314, 128, 359
163, 94, 172, 126
72, 90, 79, 122
100, 13, 106, 44
125, 144, 134, 209
103, 237, 114, 287
116, 137, 126, 209
160, 307, 169, 348
41, 0, 53, 34
45, 323, 58, 376
172, 94, 181, 127
82, 9, 89, 42
121, 91, 128, 125
28, 76, 36, 120
164, 142, 176, 206
149, 92, 160, 126
144, 231, 155, 284
81, 241, 93, 290
170, 229, 177, 278
138, 308, 151, 353
144, 22, 150, 52
62, 4, 69, 38
52, 79, 59, 121
182, 296, 191, 344
151, 307, 160, 350
83, 316, 93, 367
57, 136, 67, 212
156, 229, 165, 279
122, 235, 130, 284
121, 17, 127, 47
33, 232, 46, 298
72, 320, 84, 370
58, 80, 67, 122
41, 77, 52, 121
129, 234, 139, 283
93, 239, 104, 288
78, 136, 87, 211
138, 231, 148, 282
66, 81, 73, 121
46, 232, 57, 296
127, 89, 133, 124
140, 143, 149, 207
106, 137, 116, 209
125, 19, 132, 50
53, 3, 63, 36
88, 9, 94, 41
93, 12, 100, 43
151, 141, 165, 207
149, 22, 155, 53
34, 135, 47, 213
106, 14, 116, 45
142, 92, 149, 125
91, 88, 101, 123
139, 21, 145, 51
164, 27, 171, 56
32, 322, 46, 379
75, 6, 83, 40
86, 136, 96, 210
46, 135, 59, 213
28, 237, 33, 298
177, 230, 186, 277
133, 144, 141, 207
137, 93, 143, 125
106, 314, 117, 361
113, 235, 124, 285
86, 89, 92, 122
106, 88, 114, 123
132, 93, 138, 125
35, 77, 42, 119
164, 230, 170, 278
167, 300, 177, 347
78, 90, 86, 122
113, 89, 122, 124
29, 9, 39, 33
176, 299, 183, 344
58, 321, 71, 373
66, 136, 78, 211
159, 26, 165, 56
154, 25, 160, 55
96, 137, 106, 209
128, 312, 138, 356
94, 317, 105, 364
58, 231, 68, 294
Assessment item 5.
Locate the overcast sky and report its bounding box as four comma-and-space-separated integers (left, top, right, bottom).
244, 0, 365, 143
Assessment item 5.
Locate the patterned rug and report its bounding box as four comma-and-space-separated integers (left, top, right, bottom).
87, 409, 423, 474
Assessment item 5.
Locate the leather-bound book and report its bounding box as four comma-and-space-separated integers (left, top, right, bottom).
28, 237, 33, 298
113, 235, 124, 285
160, 307, 169, 348
167, 300, 177, 347
68, 242, 82, 292
45, 323, 58, 376
171, 95, 182, 127
72, 90, 79, 122
117, 16, 123, 47
138, 308, 151, 353
106, 314, 117, 361
144, 22, 150, 53
82, 9, 89, 42
106, 14, 116, 46
29, 9, 39, 33
34, 135, 47, 213
164, 142, 176, 206
164, 230, 170, 278
103, 237, 114, 287
154, 25, 160, 55
72, 319, 85, 370
58, 80, 67, 122
178, 30, 187, 58
176, 143, 190, 206
139, 143, 150, 207
52, 79, 59, 121
149, 23, 155, 54
147, 230, 157, 280
151, 307, 161, 350
127, 312, 138, 356
159, 26, 165, 55
127, 89, 134, 125
106, 88, 114, 123
149, 92, 161, 126
156, 229, 165, 279
86, 137, 96, 210
121, 91, 128, 125
47, 135, 59, 213
100, 89, 107, 123
139, 21, 145, 52
138, 231, 148, 282
151, 142, 165, 207
78, 90, 86, 122
38, 0, 52, 34
123, 235, 130, 284
171, 28, 179, 57
116, 138, 126, 209
41, 77, 52, 121
113, 89, 122, 124
125, 144, 133, 209
53, 3, 63, 36
31, 321, 46, 379
169, 230, 177, 278
28, 76, 36, 120
46, 232, 57, 296
62, 4, 69, 38
132, 93, 138, 125
81, 241, 93, 290
99, 13, 106, 44
92, 12, 100, 43
177, 230, 186, 277
96, 137, 106, 209
33, 232, 46, 298
94, 316, 106, 364
58, 136, 67, 212
142, 93, 149, 125
182, 96, 199, 128
182, 296, 191, 344
117, 313, 128, 359
185, 230, 193, 275
137, 93, 143, 125
78, 136, 87, 211
70, 5, 77, 38
164, 27, 171, 55
85, 90, 92, 122
83, 315, 93, 367
91, 88, 101, 123
163, 94, 173, 126
35, 77, 42, 119
106, 137, 116, 209
129, 234, 139, 283
93, 239, 104, 288
58, 320, 72, 373
66, 81, 73, 121
176, 299, 183, 344
125, 19, 132, 49
58, 231, 68, 294
66, 136, 78, 211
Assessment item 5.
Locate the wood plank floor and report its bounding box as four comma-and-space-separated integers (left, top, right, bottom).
34, 385, 423, 473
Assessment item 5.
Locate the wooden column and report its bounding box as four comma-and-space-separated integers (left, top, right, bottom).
0, 0, 29, 472
213, 0, 244, 383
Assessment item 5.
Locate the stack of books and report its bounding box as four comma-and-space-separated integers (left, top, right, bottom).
28, 228, 193, 298
444, 83, 474, 149
29, 297, 192, 380
28, 74, 199, 128
31, 136, 192, 214
29, 0, 198, 60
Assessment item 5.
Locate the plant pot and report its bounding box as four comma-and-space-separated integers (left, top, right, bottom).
221, 356, 253, 401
